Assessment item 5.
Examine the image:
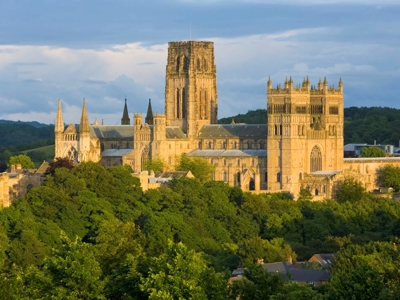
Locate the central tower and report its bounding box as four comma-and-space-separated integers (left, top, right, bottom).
165, 41, 218, 138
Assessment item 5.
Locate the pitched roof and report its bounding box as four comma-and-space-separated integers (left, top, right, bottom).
261, 262, 293, 274
198, 124, 267, 138
101, 149, 133, 157
187, 149, 267, 157
90, 125, 134, 139
166, 126, 186, 138
288, 269, 330, 283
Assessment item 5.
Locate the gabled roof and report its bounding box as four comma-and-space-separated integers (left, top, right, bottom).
261, 262, 293, 274
90, 125, 134, 139
198, 124, 267, 138
155, 170, 194, 179
288, 269, 330, 283
187, 149, 266, 157
166, 126, 186, 138
101, 149, 133, 157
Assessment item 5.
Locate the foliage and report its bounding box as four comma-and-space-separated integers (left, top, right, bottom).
175, 153, 215, 183
142, 157, 166, 172
140, 241, 227, 299
333, 177, 367, 203
360, 146, 386, 157
1, 162, 400, 298
8, 154, 35, 169
377, 164, 400, 192
46, 157, 75, 174
298, 189, 313, 201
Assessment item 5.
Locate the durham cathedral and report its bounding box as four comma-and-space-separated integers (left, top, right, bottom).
54, 41, 400, 199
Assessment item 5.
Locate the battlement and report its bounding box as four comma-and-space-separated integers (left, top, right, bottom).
267, 77, 343, 95
168, 41, 214, 49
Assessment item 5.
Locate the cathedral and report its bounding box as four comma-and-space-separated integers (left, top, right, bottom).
54, 40, 400, 199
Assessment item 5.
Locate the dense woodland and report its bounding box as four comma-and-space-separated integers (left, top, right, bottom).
1, 162, 400, 298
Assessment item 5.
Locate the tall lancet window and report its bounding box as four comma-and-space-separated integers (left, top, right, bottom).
176, 88, 180, 119
182, 87, 186, 118
310, 145, 322, 172
204, 90, 209, 119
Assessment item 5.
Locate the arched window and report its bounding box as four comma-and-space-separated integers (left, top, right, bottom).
198, 141, 202, 149
277, 172, 281, 183
274, 125, 278, 135
248, 141, 253, 149
223, 170, 227, 182
236, 172, 241, 186
299, 172, 302, 180
176, 57, 180, 72
182, 87, 186, 118
310, 145, 322, 172
197, 58, 201, 71
176, 88, 180, 118
233, 141, 237, 149
203, 58, 207, 71
237, 159, 240, 166
208, 141, 212, 149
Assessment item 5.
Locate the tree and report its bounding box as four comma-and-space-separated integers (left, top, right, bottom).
8, 154, 35, 169
142, 157, 166, 172
377, 164, 400, 192
333, 177, 367, 203
360, 146, 386, 157
23, 234, 106, 299
298, 189, 313, 201
46, 157, 74, 174
140, 241, 227, 300
229, 264, 285, 300
175, 154, 215, 183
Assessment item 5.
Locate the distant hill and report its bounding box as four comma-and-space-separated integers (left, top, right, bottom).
219, 106, 400, 146
0, 123, 54, 148
0, 119, 50, 128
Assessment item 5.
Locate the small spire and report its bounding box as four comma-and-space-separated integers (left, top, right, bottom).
93, 117, 99, 126
102, 119, 104, 125
121, 97, 130, 125
79, 98, 90, 133
55, 99, 64, 133
231, 118, 235, 124
145, 98, 154, 125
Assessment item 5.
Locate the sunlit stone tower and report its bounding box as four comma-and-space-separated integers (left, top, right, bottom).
165, 41, 218, 138
267, 77, 344, 196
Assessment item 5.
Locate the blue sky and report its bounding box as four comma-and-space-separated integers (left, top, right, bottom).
0, 0, 399, 124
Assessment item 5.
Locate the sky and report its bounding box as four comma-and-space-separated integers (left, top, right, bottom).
0, 0, 399, 125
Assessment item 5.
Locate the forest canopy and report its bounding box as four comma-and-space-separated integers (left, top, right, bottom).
1, 163, 400, 298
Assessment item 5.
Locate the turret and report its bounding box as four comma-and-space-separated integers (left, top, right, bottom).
145, 98, 154, 125
338, 77, 343, 93
267, 77, 272, 91
79, 98, 90, 133
78, 98, 90, 162
121, 98, 130, 125
55, 99, 64, 134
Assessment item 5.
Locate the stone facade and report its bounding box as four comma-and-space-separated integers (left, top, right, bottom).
53, 40, 400, 199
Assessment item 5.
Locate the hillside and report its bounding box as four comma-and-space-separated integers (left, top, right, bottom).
219, 106, 400, 146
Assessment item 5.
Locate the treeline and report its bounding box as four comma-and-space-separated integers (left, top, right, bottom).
0, 123, 54, 147
1, 163, 400, 298
219, 106, 400, 146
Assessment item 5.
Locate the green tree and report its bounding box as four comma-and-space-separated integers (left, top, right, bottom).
333, 177, 367, 203
377, 164, 400, 192
24, 234, 106, 299
298, 189, 313, 201
140, 241, 227, 300
229, 264, 285, 300
142, 157, 166, 172
46, 157, 74, 174
360, 146, 386, 157
8, 154, 35, 169
175, 154, 215, 183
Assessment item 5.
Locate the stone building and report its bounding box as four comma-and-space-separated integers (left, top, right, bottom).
54, 40, 400, 199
